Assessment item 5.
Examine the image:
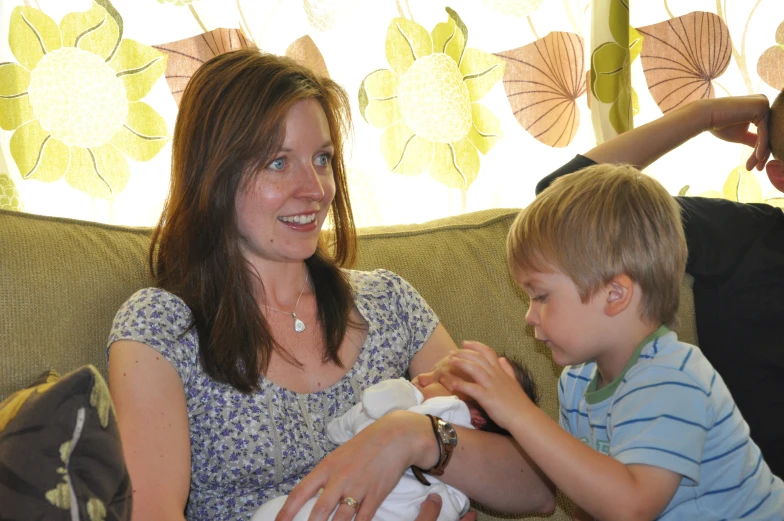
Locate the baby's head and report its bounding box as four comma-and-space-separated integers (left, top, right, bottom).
414, 358, 539, 435
768, 90, 784, 190
507, 163, 687, 329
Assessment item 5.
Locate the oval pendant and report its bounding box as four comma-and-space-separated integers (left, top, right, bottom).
294, 317, 306, 333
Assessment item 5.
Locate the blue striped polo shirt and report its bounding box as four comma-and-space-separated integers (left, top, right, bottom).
559, 326, 784, 519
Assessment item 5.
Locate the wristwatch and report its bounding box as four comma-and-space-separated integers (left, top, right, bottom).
411, 414, 458, 485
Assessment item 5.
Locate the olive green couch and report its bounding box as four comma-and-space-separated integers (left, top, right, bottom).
0, 207, 699, 520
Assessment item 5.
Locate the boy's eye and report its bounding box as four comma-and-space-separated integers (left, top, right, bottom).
268, 158, 285, 171
532, 294, 547, 303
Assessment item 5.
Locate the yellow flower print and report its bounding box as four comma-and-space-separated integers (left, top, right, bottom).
359, 8, 504, 189
0, 2, 168, 198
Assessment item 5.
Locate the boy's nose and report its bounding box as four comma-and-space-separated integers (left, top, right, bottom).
525, 305, 538, 326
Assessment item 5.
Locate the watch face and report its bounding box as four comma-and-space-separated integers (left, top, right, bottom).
438, 419, 458, 445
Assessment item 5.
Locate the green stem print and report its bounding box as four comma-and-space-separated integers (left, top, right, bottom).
563, 0, 582, 36
395, 0, 413, 21
237, 0, 255, 45
715, 81, 732, 97
663, 0, 674, 19
527, 16, 539, 39
716, 0, 761, 95
188, 3, 208, 33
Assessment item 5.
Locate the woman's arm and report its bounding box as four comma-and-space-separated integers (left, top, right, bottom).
275, 325, 555, 521
109, 340, 191, 521
410, 326, 555, 513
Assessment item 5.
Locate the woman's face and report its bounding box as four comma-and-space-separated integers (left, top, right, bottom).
235, 98, 336, 268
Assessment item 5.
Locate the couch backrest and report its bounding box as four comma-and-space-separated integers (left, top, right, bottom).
0, 207, 698, 520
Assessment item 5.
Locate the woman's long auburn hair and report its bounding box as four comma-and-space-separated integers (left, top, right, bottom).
150, 49, 358, 393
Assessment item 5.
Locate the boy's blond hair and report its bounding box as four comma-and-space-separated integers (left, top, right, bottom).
507, 164, 687, 327
770, 90, 784, 160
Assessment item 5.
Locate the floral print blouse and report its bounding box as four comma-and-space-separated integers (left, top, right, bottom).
108, 269, 438, 521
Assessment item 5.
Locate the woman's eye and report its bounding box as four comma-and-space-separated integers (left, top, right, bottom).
269, 158, 285, 171
314, 153, 331, 167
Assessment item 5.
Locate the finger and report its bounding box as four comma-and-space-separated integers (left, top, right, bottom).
331, 501, 358, 521
460, 510, 478, 521
278, 479, 325, 521
354, 490, 384, 521
451, 349, 498, 374
306, 485, 344, 521
461, 340, 497, 359
746, 152, 760, 172
447, 355, 490, 385
499, 357, 517, 379
415, 494, 443, 521
450, 378, 486, 402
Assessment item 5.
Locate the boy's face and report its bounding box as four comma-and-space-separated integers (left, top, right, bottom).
517, 269, 609, 367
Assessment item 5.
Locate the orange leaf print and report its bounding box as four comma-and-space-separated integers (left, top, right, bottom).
496, 32, 586, 148
286, 35, 330, 78
154, 28, 249, 106
638, 12, 731, 114
757, 21, 784, 90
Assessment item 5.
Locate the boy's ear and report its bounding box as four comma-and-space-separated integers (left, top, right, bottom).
604, 274, 634, 317
766, 160, 784, 192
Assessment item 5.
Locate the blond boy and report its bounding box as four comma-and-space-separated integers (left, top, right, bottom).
447, 165, 784, 520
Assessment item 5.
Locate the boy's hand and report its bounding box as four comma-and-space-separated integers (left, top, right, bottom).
413, 352, 472, 393
446, 341, 534, 431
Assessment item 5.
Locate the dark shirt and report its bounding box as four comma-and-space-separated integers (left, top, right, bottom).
539, 155, 784, 478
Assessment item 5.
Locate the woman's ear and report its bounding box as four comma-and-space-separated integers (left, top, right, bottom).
605, 274, 634, 317
766, 159, 784, 192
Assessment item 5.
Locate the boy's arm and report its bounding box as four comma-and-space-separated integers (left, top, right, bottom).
449, 343, 692, 521
503, 400, 681, 521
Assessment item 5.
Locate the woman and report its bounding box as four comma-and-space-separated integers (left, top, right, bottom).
108, 49, 554, 521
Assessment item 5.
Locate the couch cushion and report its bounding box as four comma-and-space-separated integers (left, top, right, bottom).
0, 209, 153, 400
0, 364, 131, 520
0, 207, 698, 521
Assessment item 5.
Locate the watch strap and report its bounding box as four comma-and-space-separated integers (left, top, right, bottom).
429, 416, 456, 476
410, 414, 457, 484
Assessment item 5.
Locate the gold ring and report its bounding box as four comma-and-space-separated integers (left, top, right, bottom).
340, 497, 360, 509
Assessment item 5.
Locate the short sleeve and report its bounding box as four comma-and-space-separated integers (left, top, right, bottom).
107, 287, 199, 386
361, 269, 439, 360
608, 366, 711, 485
558, 371, 571, 432
678, 197, 783, 284
536, 155, 598, 195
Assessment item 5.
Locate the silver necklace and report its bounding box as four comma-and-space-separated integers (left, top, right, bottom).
260, 271, 309, 333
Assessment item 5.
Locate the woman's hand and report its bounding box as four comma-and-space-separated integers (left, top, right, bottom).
275, 410, 437, 521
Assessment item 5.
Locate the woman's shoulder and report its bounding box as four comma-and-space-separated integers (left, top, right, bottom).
345, 268, 416, 295
110, 288, 198, 356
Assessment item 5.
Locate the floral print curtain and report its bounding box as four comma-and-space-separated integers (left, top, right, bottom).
0, 0, 782, 226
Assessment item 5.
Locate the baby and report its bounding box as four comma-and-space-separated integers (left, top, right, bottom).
252, 359, 537, 521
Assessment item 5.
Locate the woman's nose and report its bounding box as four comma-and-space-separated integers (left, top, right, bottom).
297, 163, 326, 199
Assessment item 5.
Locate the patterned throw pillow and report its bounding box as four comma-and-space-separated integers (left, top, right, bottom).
0, 365, 132, 521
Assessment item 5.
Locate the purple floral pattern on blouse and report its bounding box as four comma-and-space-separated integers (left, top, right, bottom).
108, 269, 438, 521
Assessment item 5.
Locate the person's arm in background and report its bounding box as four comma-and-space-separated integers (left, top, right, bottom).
536, 95, 771, 195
